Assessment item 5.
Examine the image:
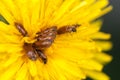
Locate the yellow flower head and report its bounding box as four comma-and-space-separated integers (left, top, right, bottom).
0, 0, 112, 80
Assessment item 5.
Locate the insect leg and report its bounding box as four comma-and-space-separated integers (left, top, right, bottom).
36, 49, 47, 64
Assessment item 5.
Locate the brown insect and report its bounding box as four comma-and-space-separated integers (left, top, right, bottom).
14, 22, 28, 36
23, 43, 37, 61
14, 22, 57, 64
57, 24, 80, 34
33, 26, 57, 64
14, 22, 79, 64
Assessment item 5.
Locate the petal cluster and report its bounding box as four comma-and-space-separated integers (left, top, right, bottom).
0, 0, 112, 80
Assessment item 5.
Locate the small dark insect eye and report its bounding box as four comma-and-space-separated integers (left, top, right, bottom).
72, 28, 76, 32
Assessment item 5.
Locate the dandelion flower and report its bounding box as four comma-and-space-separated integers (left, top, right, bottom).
0, 0, 112, 80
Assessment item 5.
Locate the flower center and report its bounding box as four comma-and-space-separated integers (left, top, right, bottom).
14, 22, 58, 64
14, 22, 79, 64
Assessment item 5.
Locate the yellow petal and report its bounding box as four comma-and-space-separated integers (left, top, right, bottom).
0, 2, 15, 24
30, 0, 40, 24
91, 32, 111, 40
3, 55, 21, 68
50, 0, 76, 24
0, 58, 23, 80
85, 70, 110, 80
52, 57, 86, 79
79, 59, 103, 71
15, 63, 28, 80
95, 41, 112, 51
27, 60, 37, 77
0, 0, 21, 22
95, 52, 113, 64
0, 44, 22, 53
14, 0, 31, 34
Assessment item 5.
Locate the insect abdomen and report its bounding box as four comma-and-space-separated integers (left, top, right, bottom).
24, 43, 37, 61
34, 26, 57, 49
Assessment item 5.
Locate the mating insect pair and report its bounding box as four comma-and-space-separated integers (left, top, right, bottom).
15, 22, 80, 64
